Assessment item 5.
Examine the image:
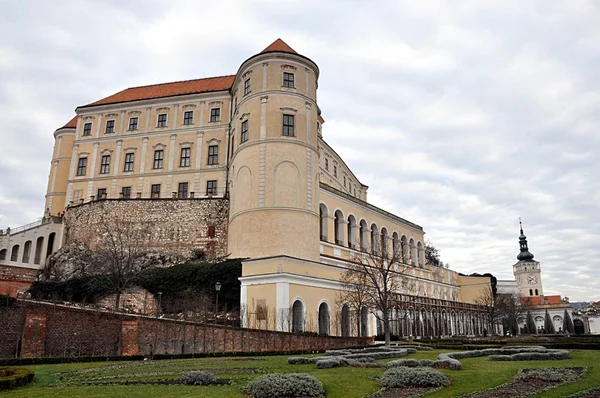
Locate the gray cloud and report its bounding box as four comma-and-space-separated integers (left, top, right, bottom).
1, 0, 598, 301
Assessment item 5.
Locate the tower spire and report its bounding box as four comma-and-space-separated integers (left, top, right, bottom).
517, 218, 535, 261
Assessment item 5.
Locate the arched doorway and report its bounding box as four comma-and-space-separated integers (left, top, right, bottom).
341, 304, 350, 337
318, 302, 330, 336
292, 300, 304, 333
574, 319, 585, 335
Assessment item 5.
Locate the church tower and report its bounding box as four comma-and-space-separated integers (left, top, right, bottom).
513, 220, 544, 297
227, 39, 320, 261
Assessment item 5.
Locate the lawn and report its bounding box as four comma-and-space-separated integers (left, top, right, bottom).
3, 349, 599, 397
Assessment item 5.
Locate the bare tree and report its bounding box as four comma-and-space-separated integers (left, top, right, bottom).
496, 292, 529, 336
473, 286, 501, 335
339, 240, 411, 346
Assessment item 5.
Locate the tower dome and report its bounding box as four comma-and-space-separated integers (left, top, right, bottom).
517, 219, 535, 261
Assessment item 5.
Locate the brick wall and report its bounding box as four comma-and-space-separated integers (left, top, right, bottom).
0, 264, 37, 297
0, 300, 369, 359
63, 198, 229, 258
97, 287, 158, 316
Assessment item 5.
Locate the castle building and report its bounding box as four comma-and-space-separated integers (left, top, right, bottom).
0, 39, 493, 337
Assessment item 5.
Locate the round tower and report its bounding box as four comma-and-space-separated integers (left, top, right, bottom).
227, 39, 320, 261
44, 116, 77, 216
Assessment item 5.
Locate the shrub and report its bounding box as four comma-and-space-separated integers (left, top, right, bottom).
181, 370, 217, 386
489, 350, 570, 361
432, 359, 462, 370
0, 367, 35, 391
246, 373, 325, 398
324, 350, 351, 356
316, 358, 342, 369
419, 359, 435, 367
379, 367, 450, 388
386, 359, 420, 368
288, 357, 318, 365
517, 367, 583, 383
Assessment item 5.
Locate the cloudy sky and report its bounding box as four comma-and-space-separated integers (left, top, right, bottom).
1, 1, 598, 300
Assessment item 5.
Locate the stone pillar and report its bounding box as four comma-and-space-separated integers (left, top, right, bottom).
137, 137, 149, 195
120, 319, 140, 356
65, 144, 79, 204
194, 131, 204, 193
166, 134, 177, 193
86, 142, 99, 199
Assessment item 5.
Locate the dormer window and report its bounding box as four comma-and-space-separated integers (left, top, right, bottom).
283, 72, 294, 88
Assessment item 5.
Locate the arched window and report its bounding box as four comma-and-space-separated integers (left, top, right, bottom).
347, 215, 357, 249
371, 224, 379, 255
34, 236, 44, 265
22, 240, 32, 263
392, 232, 399, 260
10, 245, 19, 262
359, 220, 368, 252
400, 235, 408, 263
292, 300, 304, 333
529, 289, 533, 296
409, 238, 416, 265
380, 228, 388, 258
319, 204, 328, 241
341, 304, 350, 337
417, 241, 424, 267
334, 210, 344, 245
318, 302, 330, 335
0, 249, 6, 261
535, 289, 538, 295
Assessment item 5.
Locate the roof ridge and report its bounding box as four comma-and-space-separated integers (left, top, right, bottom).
126, 74, 236, 90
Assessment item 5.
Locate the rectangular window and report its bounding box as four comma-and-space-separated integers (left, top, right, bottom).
128, 117, 138, 131
283, 72, 295, 88
100, 155, 111, 174
153, 150, 164, 169
183, 111, 194, 125
180, 147, 191, 167
343, 176, 346, 187
97, 188, 107, 199
244, 78, 251, 95
282, 114, 294, 136
123, 152, 134, 172
121, 186, 131, 199
241, 120, 248, 143
105, 120, 115, 134
210, 108, 220, 122
206, 180, 217, 195
333, 165, 337, 177
178, 182, 189, 198
151, 184, 161, 198
207, 145, 219, 165
76, 157, 87, 176
83, 123, 92, 136
157, 113, 167, 127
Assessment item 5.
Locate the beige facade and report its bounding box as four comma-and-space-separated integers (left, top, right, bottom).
2, 39, 492, 337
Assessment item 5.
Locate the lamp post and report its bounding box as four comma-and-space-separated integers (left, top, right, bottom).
215, 282, 221, 319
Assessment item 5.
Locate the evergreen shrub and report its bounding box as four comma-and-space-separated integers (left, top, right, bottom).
180, 370, 217, 385
245, 373, 325, 398
0, 367, 35, 391
379, 366, 450, 388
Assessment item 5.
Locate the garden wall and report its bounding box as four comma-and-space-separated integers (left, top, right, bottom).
0, 300, 369, 359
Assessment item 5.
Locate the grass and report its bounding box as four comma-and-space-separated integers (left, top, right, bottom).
2, 349, 599, 397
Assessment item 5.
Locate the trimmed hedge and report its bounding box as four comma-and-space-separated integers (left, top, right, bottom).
181, 370, 217, 385
490, 350, 570, 361
246, 373, 325, 398
380, 366, 450, 388
0, 367, 35, 391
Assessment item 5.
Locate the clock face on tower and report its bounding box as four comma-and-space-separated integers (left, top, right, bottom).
527, 275, 538, 285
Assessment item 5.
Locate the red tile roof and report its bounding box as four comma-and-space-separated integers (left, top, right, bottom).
80, 75, 236, 108
62, 116, 78, 129
261, 38, 297, 55
523, 295, 563, 307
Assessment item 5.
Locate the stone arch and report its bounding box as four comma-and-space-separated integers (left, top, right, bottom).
360, 306, 369, 337
34, 236, 44, 265
22, 240, 32, 263
46, 232, 56, 259
319, 203, 329, 241
334, 209, 344, 245
292, 299, 305, 333
341, 304, 351, 337
553, 315, 563, 332
380, 227, 388, 258
370, 223, 379, 255
409, 238, 416, 266
347, 214, 357, 249
0, 249, 6, 261
273, 161, 300, 208
10, 245, 19, 262
359, 219, 368, 252
417, 241, 424, 267
235, 166, 252, 213
318, 301, 330, 336
400, 235, 408, 263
